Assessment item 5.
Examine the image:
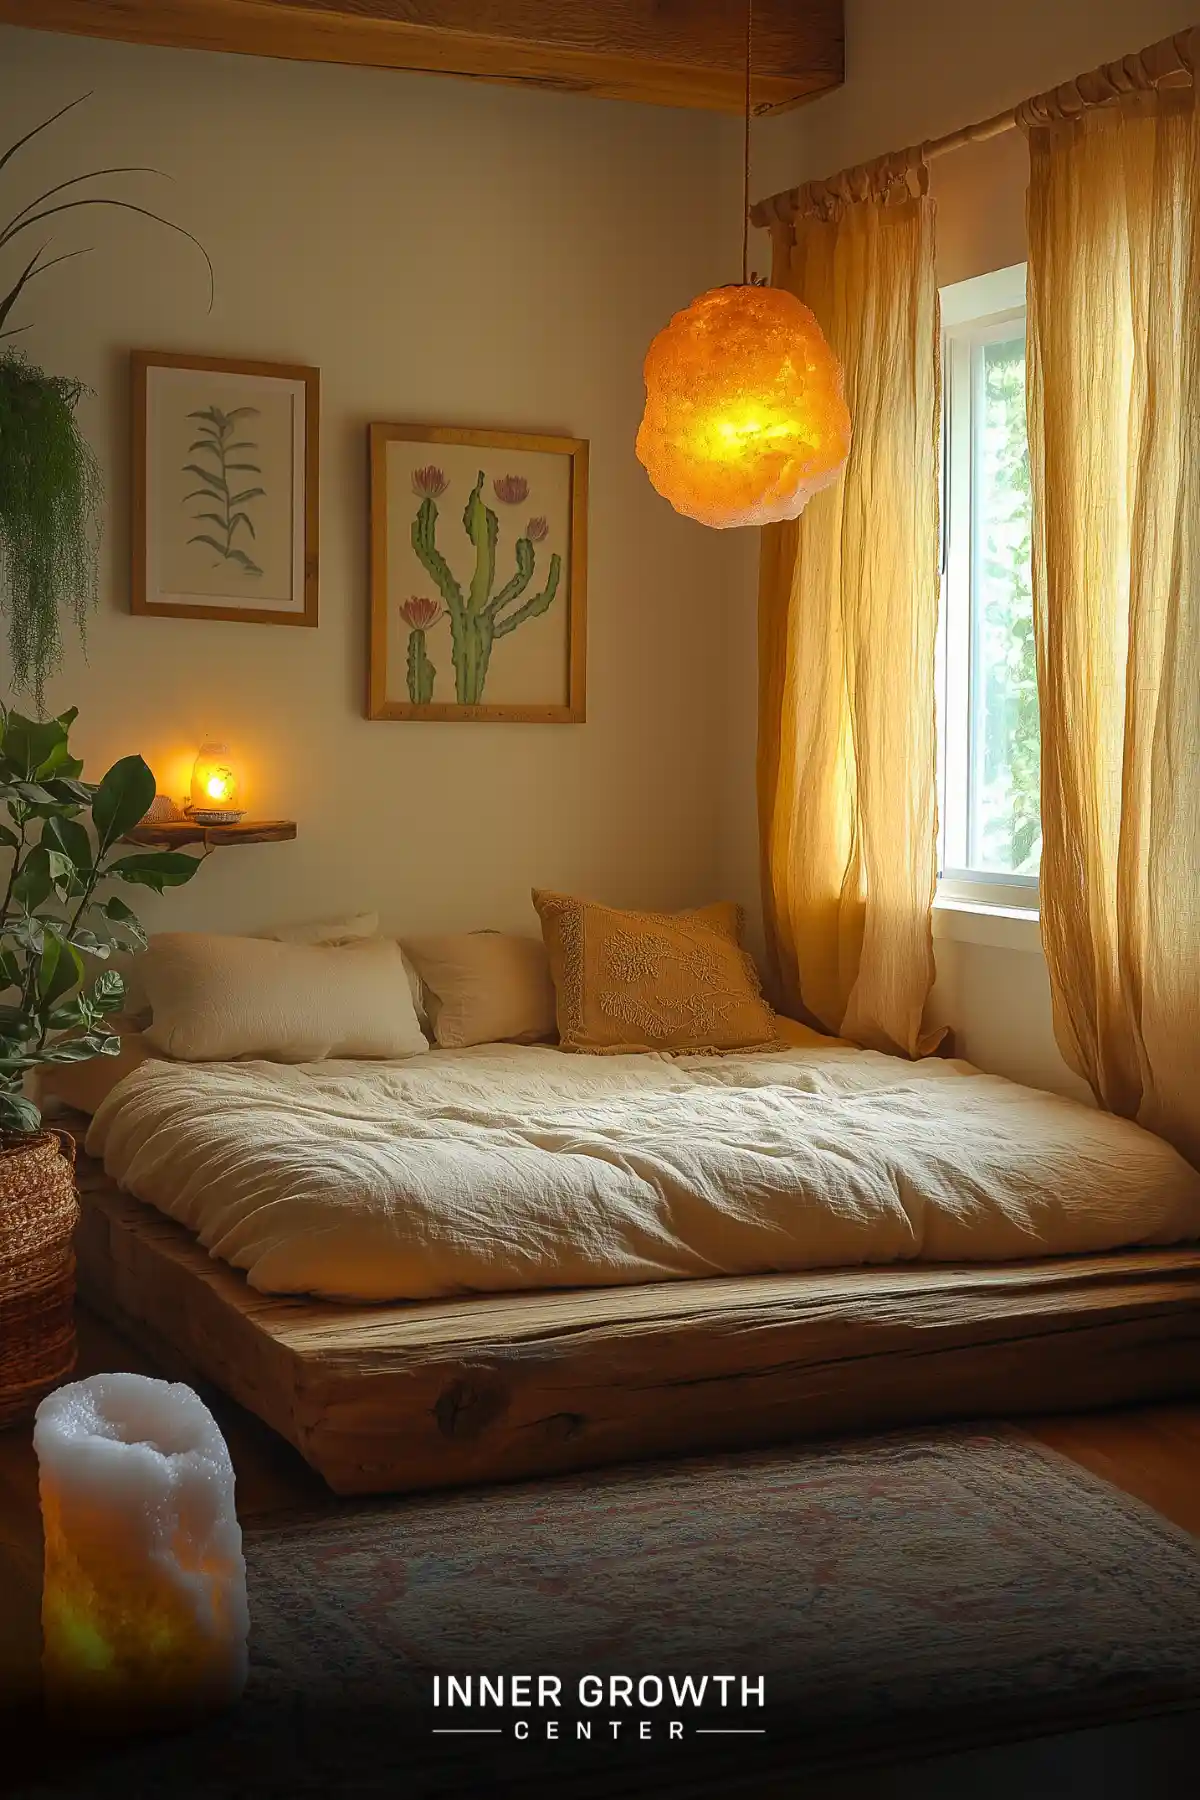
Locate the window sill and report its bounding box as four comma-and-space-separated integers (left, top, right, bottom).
933, 894, 1042, 954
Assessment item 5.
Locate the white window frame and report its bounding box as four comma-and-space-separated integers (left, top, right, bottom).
937, 263, 1039, 921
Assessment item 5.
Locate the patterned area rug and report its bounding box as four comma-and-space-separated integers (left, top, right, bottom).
14, 1428, 1200, 1797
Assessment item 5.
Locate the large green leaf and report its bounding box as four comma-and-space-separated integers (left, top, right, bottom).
91, 755, 156, 854
44, 849, 74, 897
0, 711, 69, 781
90, 968, 126, 1011
107, 850, 198, 891
0, 1090, 41, 1135
10, 844, 54, 911
42, 777, 94, 807
97, 895, 147, 950
46, 995, 89, 1031
38, 934, 84, 1006
3, 916, 44, 953
41, 814, 93, 876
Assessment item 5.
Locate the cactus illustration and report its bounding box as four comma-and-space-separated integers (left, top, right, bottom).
411, 470, 561, 706
400, 596, 440, 703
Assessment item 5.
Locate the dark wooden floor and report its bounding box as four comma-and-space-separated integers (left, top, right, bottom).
2, 1306, 1199, 1796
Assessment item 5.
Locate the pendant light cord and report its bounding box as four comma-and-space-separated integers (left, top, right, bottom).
742, 0, 753, 285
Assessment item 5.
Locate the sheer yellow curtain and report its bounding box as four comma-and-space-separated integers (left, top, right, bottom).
1025, 86, 1200, 1163
757, 174, 942, 1057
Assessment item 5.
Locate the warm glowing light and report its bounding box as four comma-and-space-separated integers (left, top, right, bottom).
636, 285, 851, 529
189, 741, 244, 820
34, 1374, 248, 1730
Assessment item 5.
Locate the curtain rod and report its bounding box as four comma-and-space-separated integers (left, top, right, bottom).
749, 24, 1198, 228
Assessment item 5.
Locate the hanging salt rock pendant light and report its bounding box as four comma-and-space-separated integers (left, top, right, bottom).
636, 2, 851, 529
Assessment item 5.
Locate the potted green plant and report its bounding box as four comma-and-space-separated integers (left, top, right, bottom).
0, 96, 211, 710
0, 704, 201, 1425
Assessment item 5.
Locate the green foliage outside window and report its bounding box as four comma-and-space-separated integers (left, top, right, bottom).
976, 340, 1041, 876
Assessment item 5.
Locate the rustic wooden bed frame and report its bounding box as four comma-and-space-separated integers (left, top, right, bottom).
70, 1139, 1200, 1498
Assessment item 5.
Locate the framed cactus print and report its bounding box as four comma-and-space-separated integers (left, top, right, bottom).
131, 351, 319, 626
368, 423, 587, 722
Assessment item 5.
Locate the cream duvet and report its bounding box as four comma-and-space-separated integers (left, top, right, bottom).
85, 1040, 1200, 1302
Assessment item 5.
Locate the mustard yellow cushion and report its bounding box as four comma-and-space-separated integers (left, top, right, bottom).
532, 890, 780, 1056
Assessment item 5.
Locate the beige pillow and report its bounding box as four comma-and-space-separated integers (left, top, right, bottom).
402, 931, 557, 1048
533, 890, 780, 1056
140, 933, 428, 1063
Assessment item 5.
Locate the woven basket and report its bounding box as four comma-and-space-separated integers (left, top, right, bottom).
0, 1131, 78, 1429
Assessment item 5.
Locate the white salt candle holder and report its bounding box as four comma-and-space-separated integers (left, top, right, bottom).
33, 1373, 249, 1729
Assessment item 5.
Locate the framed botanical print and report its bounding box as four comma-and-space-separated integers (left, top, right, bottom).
368, 422, 587, 722
132, 351, 319, 626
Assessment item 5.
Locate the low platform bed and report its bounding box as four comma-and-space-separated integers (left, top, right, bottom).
74, 1147, 1200, 1497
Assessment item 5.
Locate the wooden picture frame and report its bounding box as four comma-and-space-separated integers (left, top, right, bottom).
368, 422, 587, 723
132, 351, 319, 626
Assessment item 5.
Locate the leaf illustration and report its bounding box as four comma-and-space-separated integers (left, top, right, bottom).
225, 548, 263, 574
182, 463, 228, 493
182, 403, 265, 571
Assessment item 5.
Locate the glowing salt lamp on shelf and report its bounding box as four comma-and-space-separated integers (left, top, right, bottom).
636, 284, 851, 529
33, 1373, 249, 1731
189, 740, 245, 824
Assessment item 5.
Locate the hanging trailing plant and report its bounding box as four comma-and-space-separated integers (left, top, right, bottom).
0, 95, 212, 713
0, 351, 100, 713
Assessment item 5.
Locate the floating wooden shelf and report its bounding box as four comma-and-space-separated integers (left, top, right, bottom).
0, 0, 845, 116
124, 819, 297, 849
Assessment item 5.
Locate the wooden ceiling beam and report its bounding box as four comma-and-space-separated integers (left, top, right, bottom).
0, 0, 844, 115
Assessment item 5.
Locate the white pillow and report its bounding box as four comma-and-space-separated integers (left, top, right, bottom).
265, 914, 429, 1030
140, 933, 428, 1063
115, 912, 383, 1025
401, 931, 557, 1048
266, 911, 379, 946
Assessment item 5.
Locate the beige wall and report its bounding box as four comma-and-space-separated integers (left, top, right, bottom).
4, 9, 1186, 1098
718, 0, 1196, 1098
0, 25, 744, 940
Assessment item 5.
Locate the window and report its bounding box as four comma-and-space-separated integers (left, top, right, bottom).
938, 264, 1039, 912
